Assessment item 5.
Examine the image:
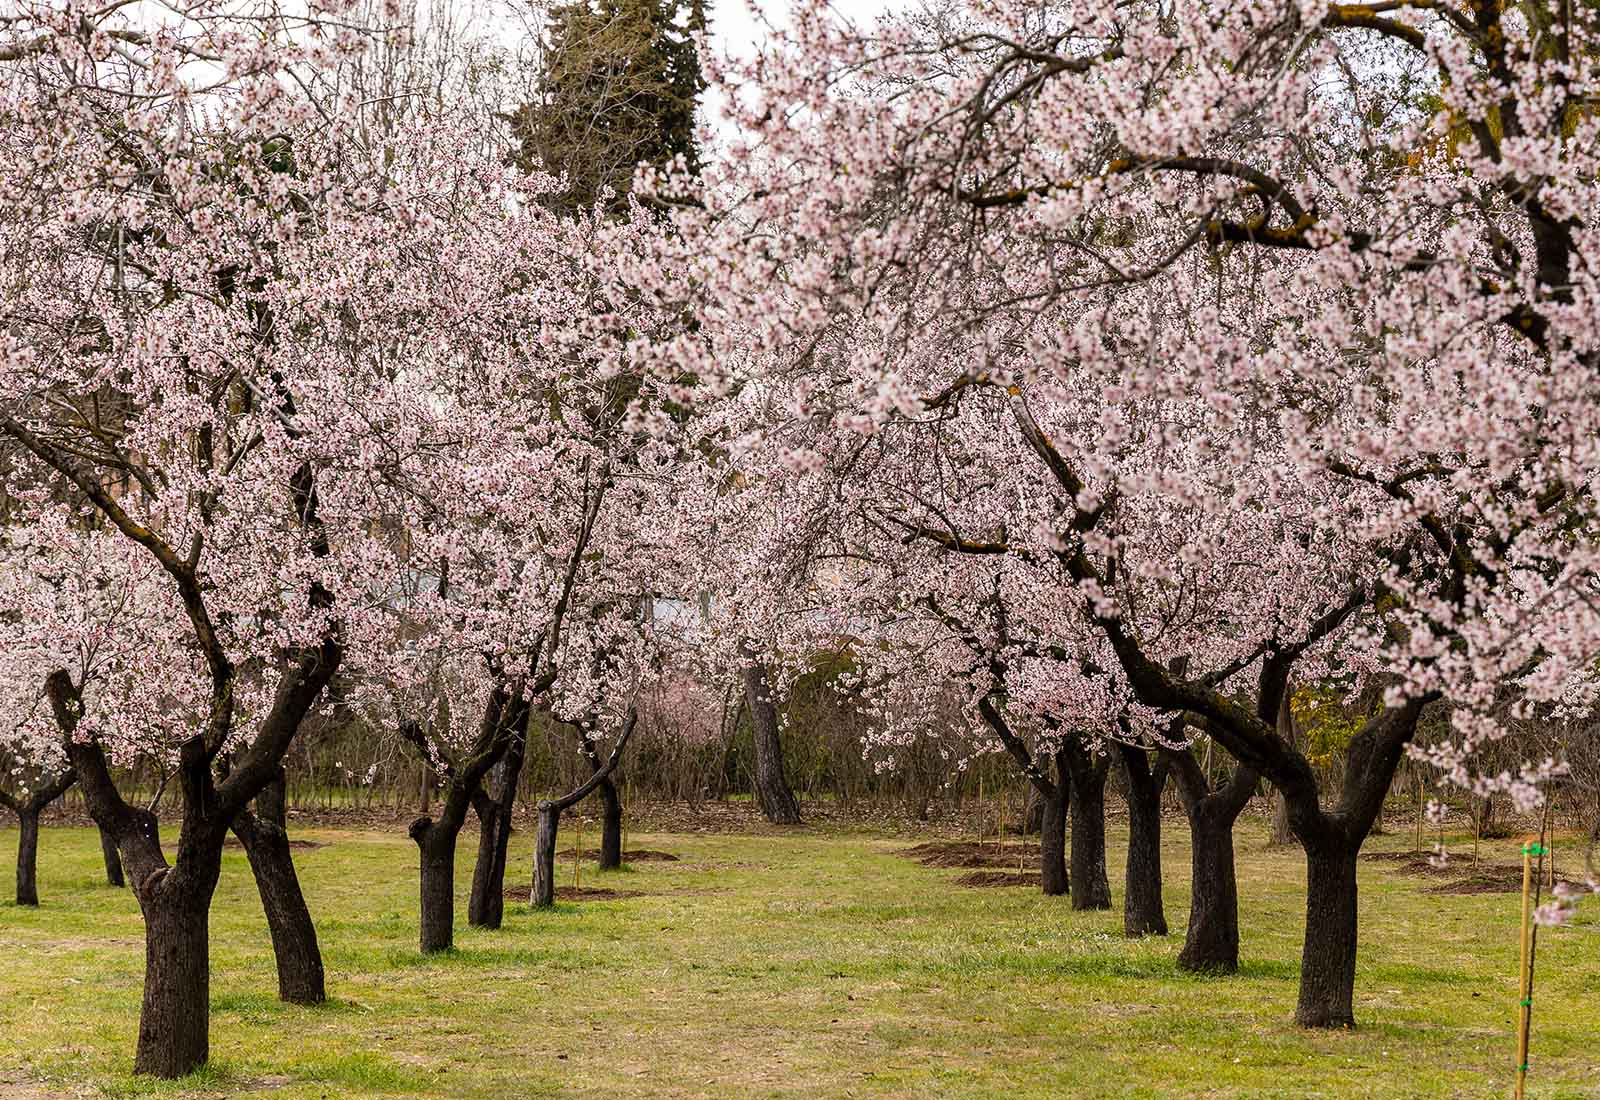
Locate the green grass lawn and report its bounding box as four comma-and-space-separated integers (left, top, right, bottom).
0, 818, 1595, 1099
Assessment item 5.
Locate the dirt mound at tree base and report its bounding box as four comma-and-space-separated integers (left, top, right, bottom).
953, 870, 1041, 889
901, 840, 1040, 869
502, 885, 650, 902
554, 848, 680, 862
222, 838, 326, 851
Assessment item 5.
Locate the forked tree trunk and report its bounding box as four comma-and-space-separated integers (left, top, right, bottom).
740, 648, 802, 825
410, 818, 460, 953
1165, 745, 1255, 975
230, 772, 324, 1003
529, 709, 637, 908
1118, 745, 1167, 937
1039, 781, 1069, 896
14, 810, 41, 907
1065, 745, 1111, 911
597, 776, 622, 870
1295, 840, 1361, 1028
101, 825, 126, 888
1268, 690, 1299, 846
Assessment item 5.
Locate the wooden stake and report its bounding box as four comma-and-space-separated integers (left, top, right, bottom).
574, 810, 583, 892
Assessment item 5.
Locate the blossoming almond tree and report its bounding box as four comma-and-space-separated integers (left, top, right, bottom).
0, 0, 454, 1073
655, 0, 1600, 1025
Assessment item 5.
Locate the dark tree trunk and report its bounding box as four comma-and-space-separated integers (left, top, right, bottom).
530, 803, 560, 908
101, 825, 126, 888
1164, 744, 1254, 975
1118, 745, 1167, 937
1039, 781, 1069, 896
1179, 813, 1242, 972
230, 772, 324, 1003
597, 775, 622, 870
468, 732, 527, 930
14, 810, 40, 907
1295, 840, 1361, 1028
410, 818, 459, 953
467, 794, 512, 929
1065, 743, 1111, 911
135, 887, 213, 1077
740, 647, 802, 825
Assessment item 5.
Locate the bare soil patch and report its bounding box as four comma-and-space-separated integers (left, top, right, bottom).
953, 870, 1042, 889
901, 840, 1040, 869
222, 838, 326, 851
555, 848, 680, 862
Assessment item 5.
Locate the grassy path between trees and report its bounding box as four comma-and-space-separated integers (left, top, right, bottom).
0, 821, 1596, 1098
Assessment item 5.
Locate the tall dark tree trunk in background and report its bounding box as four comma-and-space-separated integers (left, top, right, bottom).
1269, 687, 1298, 846
230, 769, 325, 1003
596, 776, 623, 869
100, 825, 126, 888
740, 644, 802, 825
529, 709, 637, 908
1063, 738, 1111, 911
1039, 773, 1070, 896
1165, 746, 1255, 974
1117, 744, 1168, 937
468, 728, 529, 929
2, 768, 76, 906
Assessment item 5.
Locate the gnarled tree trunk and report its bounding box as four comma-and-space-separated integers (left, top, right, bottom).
1064, 739, 1111, 911
410, 816, 460, 953
230, 770, 325, 1003
136, 879, 216, 1077
740, 645, 802, 825
1117, 744, 1168, 937
1165, 745, 1256, 974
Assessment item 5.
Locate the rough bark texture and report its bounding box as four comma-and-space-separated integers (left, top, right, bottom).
740, 647, 802, 825
14, 810, 41, 907
1039, 780, 1069, 897
1064, 740, 1111, 911
1295, 841, 1361, 1028
230, 771, 325, 1003
1165, 747, 1255, 975
411, 817, 459, 954
1118, 744, 1168, 937
530, 803, 560, 908
1181, 812, 1243, 972
468, 733, 527, 929
101, 825, 126, 888
136, 887, 214, 1078
1268, 688, 1299, 846
596, 776, 623, 870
